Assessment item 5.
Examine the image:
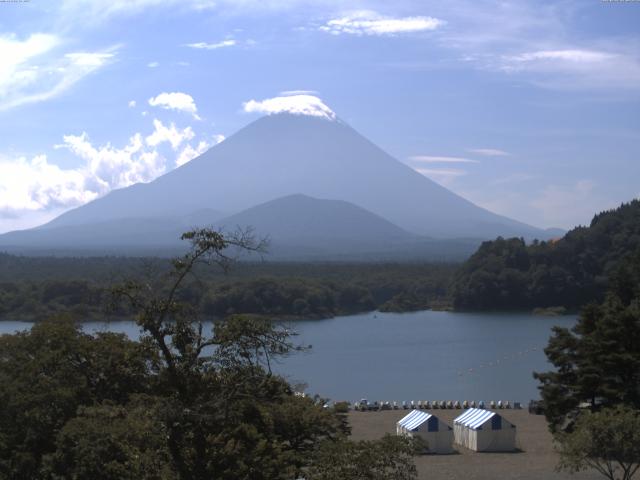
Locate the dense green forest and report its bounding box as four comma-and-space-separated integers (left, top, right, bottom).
0, 255, 454, 321
451, 200, 640, 310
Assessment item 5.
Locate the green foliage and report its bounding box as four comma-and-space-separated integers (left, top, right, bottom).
44, 399, 172, 480
0, 316, 151, 479
306, 434, 420, 480
0, 256, 454, 321
534, 249, 640, 431
556, 406, 640, 480
451, 200, 640, 310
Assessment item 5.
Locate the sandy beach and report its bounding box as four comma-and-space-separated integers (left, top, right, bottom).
349, 409, 601, 480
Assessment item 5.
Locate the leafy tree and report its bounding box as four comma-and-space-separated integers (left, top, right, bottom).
109, 229, 339, 479
43, 399, 172, 480
306, 434, 420, 480
0, 316, 152, 480
534, 250, 640, 431
556, 406, 640, 480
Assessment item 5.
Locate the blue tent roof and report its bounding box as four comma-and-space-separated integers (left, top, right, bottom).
397, 410, 433, 431
454, 408, 500, 430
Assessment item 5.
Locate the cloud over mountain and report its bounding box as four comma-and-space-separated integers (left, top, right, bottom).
243, 94, 336, 120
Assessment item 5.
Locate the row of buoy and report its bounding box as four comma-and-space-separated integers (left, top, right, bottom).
457, 347, 539, 377
353, 399, 521, 412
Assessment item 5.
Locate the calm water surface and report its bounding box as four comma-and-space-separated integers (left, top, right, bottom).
1, 310, 574, 404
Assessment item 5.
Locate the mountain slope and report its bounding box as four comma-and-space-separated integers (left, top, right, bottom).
217, 194, 411, 243
37, 113, 548, 240
213, 194, 416, 258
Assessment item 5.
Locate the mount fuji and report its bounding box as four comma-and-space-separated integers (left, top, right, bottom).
0, 111, 554, 257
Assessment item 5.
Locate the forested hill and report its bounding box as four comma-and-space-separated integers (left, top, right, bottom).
451, 199, 640, 310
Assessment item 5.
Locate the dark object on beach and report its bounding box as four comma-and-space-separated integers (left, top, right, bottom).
529, 400, 545, 415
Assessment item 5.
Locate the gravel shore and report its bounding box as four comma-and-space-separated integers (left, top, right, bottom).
349, 409, 601, 480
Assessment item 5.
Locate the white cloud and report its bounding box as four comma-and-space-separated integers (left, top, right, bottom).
145, 119, 195, 150
0, 33, 59, 86
0, 117, 222, 229
467, 148, 510, 157
176, 133, 224, 167
185, 40, 237, 50
60, 131, 166, 194
147, 61, 159, 68
320, 11, 444, 36
409, 155, 479, 164
280, 89, 319, 96
431, 2, 640, 91
65, 52, 114, 66
0, 154, 95, 215
0, 33, 115, 110
176, 141, 209, 167
508, 49, 614, 64
128, 100, 136, 108
148, 91, 201, 119
498, 48, 640, 90
243, 94, 336, 120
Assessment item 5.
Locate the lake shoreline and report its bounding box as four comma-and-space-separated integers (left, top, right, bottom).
0, 305, 580, 324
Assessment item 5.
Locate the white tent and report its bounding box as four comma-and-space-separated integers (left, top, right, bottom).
453, 408, 516, 452
396, 410, 454, 454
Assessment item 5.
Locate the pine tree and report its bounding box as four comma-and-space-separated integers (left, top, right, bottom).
534, 249, 640, 431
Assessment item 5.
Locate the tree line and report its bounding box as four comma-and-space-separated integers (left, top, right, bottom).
0, 258, 454, 321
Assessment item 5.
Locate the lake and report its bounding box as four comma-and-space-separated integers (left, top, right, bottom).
1, 310, 574, 404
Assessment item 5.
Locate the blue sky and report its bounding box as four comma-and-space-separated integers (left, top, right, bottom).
1, 0, 639, 233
